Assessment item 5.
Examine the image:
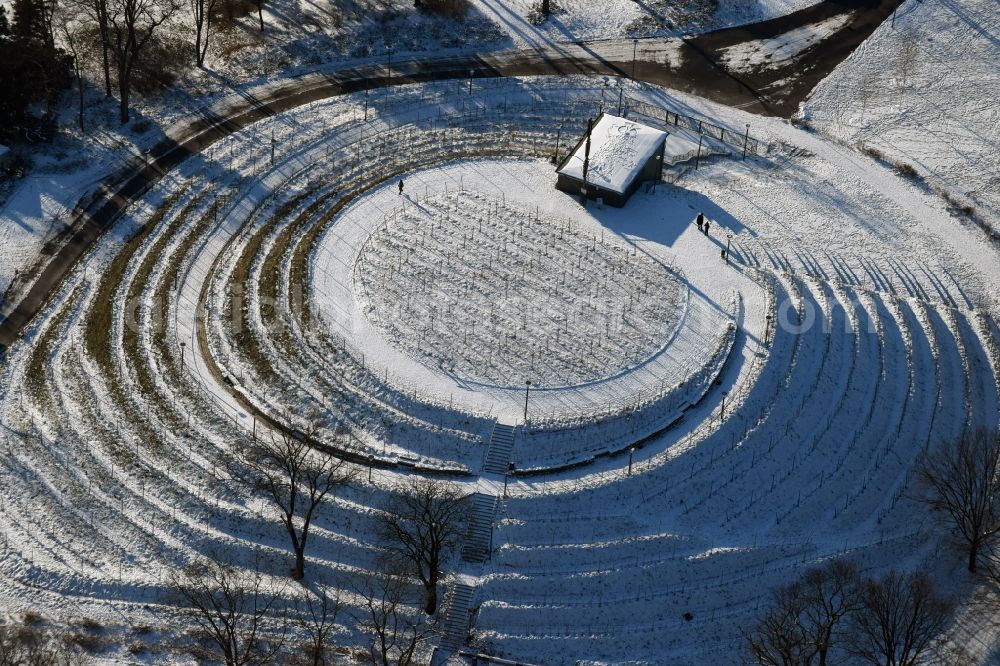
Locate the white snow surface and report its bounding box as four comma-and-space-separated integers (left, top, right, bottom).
801, 0, 1000, 225
720, 11, 856, 72
0, 0, 826, 309
0, 168, 105, 301
312, 159, 739, 423
557, 114, 667, 194
1, 75, 1000, 663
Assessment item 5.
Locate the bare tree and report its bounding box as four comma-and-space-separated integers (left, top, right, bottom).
895, 27, 920, 105
172, 556, 287, 666
189, 0, 215, 67
797, 559, 861, 665
106, 0, 178, 123
234, 431, 353, 581
72, 0, 112, 96
356, 570, 430, 666
296, 585, 341, 666
746, 586, 812, 666
746, 559, 860, 666
56, 14, 86, 131
856, 68, 878, 124
847, 570, 952, 666
918, 429, 1000, 573
377, 478, 469, 615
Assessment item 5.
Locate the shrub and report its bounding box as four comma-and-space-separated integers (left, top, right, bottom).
894, 162, 918, 179
78, 617, 103, 631
20, 611, 42, 625
132, 36, 190, 94
860, 144, 883, 160
68, 631, 104, 652
417, 0, 470, 19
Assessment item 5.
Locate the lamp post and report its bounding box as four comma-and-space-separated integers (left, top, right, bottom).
523, 380, 532, 423
617, 80, 624, 116
504, 461, 515, 498
632, 38, 639, 80
180, 341, 186, 368
742, 123, 750, 160
386, 46, 392, 91
726, 232, 733, 264
468, 69, 474, 96
721, 390, 729, 420
364, 80, 369, 121
695, 131, 704, 169
628, 446, 636, 475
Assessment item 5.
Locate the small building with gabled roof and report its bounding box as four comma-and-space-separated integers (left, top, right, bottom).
555, 113, 667, 208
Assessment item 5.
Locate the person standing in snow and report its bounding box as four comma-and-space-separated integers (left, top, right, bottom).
696, 212, 704, 231
398, 179, 404, 195
704, 219, 711, 235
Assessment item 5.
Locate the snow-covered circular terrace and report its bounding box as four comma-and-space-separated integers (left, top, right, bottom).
1, 75, 998, 665
311, 159, 740, 424
352, 192, 686, 389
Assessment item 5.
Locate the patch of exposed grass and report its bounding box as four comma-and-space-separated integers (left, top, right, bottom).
24, 283, 84, 413
85, 190, 186, 375
122, 192, 209, 442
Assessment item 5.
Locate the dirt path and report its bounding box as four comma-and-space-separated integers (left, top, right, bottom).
0, 0, 902, 351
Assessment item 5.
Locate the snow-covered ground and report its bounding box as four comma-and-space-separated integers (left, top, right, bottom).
0, 0, 825, 318
801, 0, 1000, 226
1, 73, 999, 663
720, 10, 856, 73
312, 162, 738, 425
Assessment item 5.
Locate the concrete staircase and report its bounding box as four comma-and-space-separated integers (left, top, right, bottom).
461, 493, 499, 563
433, 423, 515, 660
483, 422, 516, 474
437, 582, 476, 654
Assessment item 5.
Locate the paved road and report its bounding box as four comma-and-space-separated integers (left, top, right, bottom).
0, 0, 901, 351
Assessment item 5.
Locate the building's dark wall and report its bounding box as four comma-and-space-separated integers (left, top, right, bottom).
554, 137, 665, 208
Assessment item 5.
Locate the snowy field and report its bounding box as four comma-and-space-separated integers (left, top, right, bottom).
0, 73, 999, 663
351, 191, 687, 389
312, 164, 738, 426
0, 0, 826, 320
801, 0, 1000, 226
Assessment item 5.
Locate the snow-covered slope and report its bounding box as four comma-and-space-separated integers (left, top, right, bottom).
2, 76, 1000, 663
801, 0, 1000, 226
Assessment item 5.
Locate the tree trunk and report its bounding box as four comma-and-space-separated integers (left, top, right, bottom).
542, 0, 549, 16
101, 41, 112, 96
969, 542, 978, 573
97, 7, 112, 97
76, 67, 85, 131
293, 547, 305, 580
118, 77, 130, 123
257, 2, 264, 31
423, 581, 437, 615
